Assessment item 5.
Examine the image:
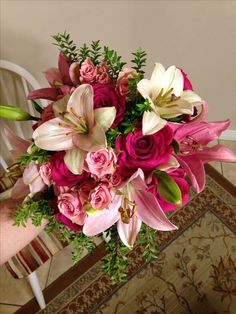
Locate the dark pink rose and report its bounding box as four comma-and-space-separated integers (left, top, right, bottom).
50, 152, 89, 187
115, 126, 174, 176
180, 69, 193, 91
55, 212, 82, 231
147, 168, 189, 212
92, 83, 126, 127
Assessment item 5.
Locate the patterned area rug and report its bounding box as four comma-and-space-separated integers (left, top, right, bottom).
21, 166, 236, 314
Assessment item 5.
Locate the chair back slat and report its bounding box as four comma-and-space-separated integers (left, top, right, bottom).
0, 60, 46, 175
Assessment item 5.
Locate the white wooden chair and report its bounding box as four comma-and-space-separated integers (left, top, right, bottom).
0, 60, 57, 309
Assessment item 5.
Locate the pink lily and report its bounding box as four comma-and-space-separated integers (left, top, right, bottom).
172, 120, 236, 192
83, 169, 177, 247
28, 53, 76, 101
11, 162, 46, 199
33, 84, 116, 174
4, 126, 31, 158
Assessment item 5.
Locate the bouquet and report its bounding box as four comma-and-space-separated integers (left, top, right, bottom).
1, 32, 235, 282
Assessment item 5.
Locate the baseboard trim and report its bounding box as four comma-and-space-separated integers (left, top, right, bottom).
219, 130, 236, 141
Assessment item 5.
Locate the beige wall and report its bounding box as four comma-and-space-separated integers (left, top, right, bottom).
1, 0, 236, 129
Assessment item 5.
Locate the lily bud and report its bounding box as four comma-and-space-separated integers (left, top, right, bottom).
155, 170, 182, 205
0, 105, 38, 121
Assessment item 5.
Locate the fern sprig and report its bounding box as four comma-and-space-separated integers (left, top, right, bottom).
79, 43, 90, 62
52, 31, 78, 62
90, 40, 101, 65
103, 46, 126, 79
131, 48, 147, 74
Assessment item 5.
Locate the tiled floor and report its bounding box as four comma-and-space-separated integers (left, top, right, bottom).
0, 140, 235, 314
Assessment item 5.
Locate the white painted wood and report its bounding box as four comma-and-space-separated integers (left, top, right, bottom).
0, 60, 47, 107
219, 130, 236, 141
27, 271, 46, 309
102, 231, 111, 243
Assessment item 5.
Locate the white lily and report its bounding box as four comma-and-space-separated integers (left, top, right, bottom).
33, 84, 116, 174
137, 63, 202, 135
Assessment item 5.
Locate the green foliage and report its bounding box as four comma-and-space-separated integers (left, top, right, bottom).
79, 43, 90, 62
106, 127, 122, 147
14, 197, 96, 263
119, 99, 152, 135
127, 72, 144, 102
131, 48, 147, 75
52, 31, 78, 62
90, 40, 101, 65
138, 224, 159, 262
31, 100, 43, 114
102, 228, 130, 284
14, 198, 53, 227
172, 139, 180, 154
19, 144, 52, 166
103, 46, 126, 79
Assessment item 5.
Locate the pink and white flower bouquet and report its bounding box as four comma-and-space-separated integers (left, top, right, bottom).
1, 32, 235, 282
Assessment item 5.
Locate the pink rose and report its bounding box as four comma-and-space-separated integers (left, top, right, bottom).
90, 183, 114, 210
50, 152, 89, 187
115, 126, 174, 176
96, 62, 111, 84
58, 192, 86, 225
147, 168, 189, 212
85, 148, 117, 178
180, 69, 193, 91
92, 83, 126, 127
39, 163, 52, 186
79, 58, 97, 83
116, 68, 137, 96
55, 213, 82, 231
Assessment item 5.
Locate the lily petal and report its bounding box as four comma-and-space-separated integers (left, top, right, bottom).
23, 162, 45, 194
83, 195, 122, 236
52, 94, 70, 117
142, 110, 167, 135
94, 107, 116, 131
196, 145, 236, 163
161, 66, 183, 97
44, 68, 63, 87
73, 122, 106, 152
158, 99, 193, 119
176, 154, 205, 193
181, 90, 202, 104
174, 120, 231, 146
158, 155, 180, 172
64, 148, 86, 174
58, 52, 72, 85
27, 88, 59, 101
117, 216, 142, 248
4, 127, 30, 153
129, 176, 177, 231
11, 178, 30, 199
137, 79, 156, 100
67, 84, 94, 130
33, 118, 74, 151
188, 101, 208, 124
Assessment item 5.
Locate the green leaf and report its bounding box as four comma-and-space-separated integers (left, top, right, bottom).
31, 100, 43, 114
155, 171, 182, 205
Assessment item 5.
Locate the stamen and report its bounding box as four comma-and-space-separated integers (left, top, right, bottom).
179, 135, 202, 155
